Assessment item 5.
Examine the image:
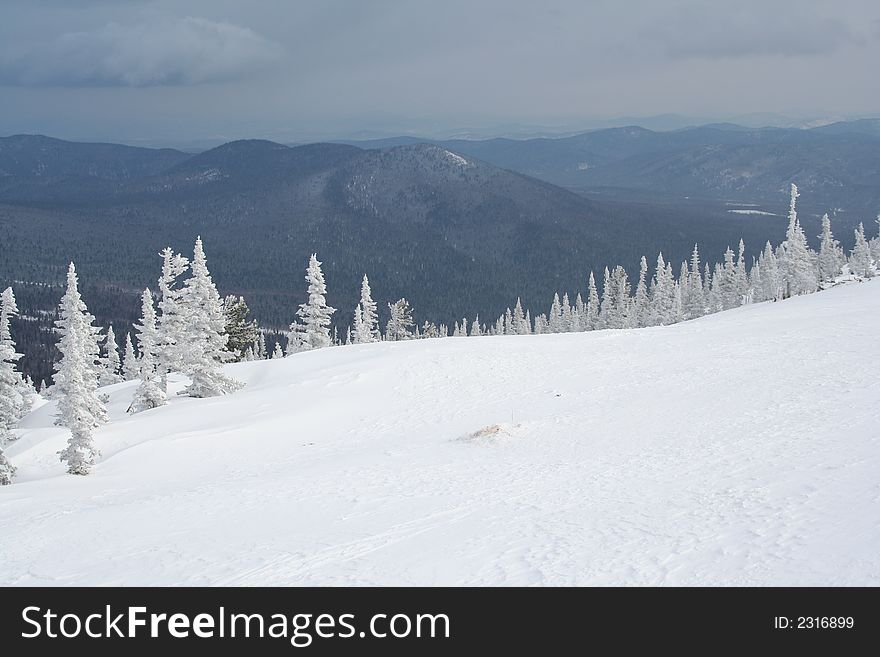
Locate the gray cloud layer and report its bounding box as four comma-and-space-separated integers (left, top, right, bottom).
646, 5, 859, 59
0, 16, 284, 86
0, 0, 878, 143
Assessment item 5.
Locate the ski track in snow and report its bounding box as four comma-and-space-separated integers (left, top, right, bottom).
1, 280, 879, 586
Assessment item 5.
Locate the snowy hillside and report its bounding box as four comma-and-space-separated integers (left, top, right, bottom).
2, 280, 879, 586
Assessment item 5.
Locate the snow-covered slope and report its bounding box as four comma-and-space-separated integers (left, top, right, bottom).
2, 281, 879, 586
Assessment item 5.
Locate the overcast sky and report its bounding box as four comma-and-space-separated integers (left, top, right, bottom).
1, 0, 878, 145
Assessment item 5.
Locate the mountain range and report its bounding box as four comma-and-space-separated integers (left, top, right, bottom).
341, 119, 880, 215
2, 122, 878, 383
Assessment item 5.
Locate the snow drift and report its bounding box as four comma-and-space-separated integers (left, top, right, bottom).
1, 280, 878, 585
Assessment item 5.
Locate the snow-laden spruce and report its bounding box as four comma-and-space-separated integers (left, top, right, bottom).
779, 184, 818, 297
156, 247, 190, 391
850, 223, 874, 278
353, 274, 380, 344
129, 289, 166, 414
178, 237, 241, 398
0, 287, 35, 427
54, 263, 107, 475
818, 214, 845, 283
222, 295, 260, 362
290, 254, 336, 352
121, 332, 138, 381
0, 288, 25, 436
99, 325, 123, 386
0, 288, 25, 467
386, 298, 414, 341
0, 441, 13, 484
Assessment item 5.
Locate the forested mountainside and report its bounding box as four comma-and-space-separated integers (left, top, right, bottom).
346, 120, 880, 216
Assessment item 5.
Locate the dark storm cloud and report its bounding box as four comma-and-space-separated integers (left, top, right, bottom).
0, 16, 285, 87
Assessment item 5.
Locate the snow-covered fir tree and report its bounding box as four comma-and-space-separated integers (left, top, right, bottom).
585, 272, 600, 330
99, 325, 123, 386
286, 324, 311, 355
871, 216, 880, 263
129, 289, 166, 413
470, 315, 482, 336
560, 293, 573, 332
606, 265, 631, 329
780, 183, 818, 297
292, 254, 336, 350
758, 242, 781, 302
179, 237, 241, 397
0, 438, 13, 484
574, 293, 585, 331
0, 287, 26, 433
850, 223, 874, 278
386, 298, 414, 341
735, 240, 749, 304
156, 247, 190, 389
716, 247, 741, 310
817, 214, 845, 283
685, 245, 705, 319
354, 274, 380, 343
222, 295, 260, 362
253, 334, 267, 360
272, 342, 285, 359
632, 256, 649, 327
0, 338, 23, 439
551, 294, 566, 333
648, 254, 675, 326
513, 298, 530, 334
54, 263, 106, 475
352, 303, 366, 344
121, 332, 138, 381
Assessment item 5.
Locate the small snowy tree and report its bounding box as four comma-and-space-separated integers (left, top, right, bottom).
293, 254, 336, 350
156, 247, 190, 389
129, 289, 166, 413
850, 223, 874, 278
272, 342, 285, 359
817, 214, 845, 282
0, 439, 13, 484
632, 256, 649, 327
715, 247, 740, 310
222, 295, 260, 362
54, 263, 106, 475
386, 298, 414, 341
547, 294, 563, 333
179, 237, 241, 397
648, 253, 675, 325
585, 272, 600, 330
513, 298, 530, 334
356, 274, 380, 343
253, 334, 267, 360
734, 239, 749, 304
352, 303, 366, 344
121, 332, 138, 381
759, 242, 782, 302
99, 325, 123, 386
780, 183, 818, 296
0, 289, 25, 433
685, 245, 705, 319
